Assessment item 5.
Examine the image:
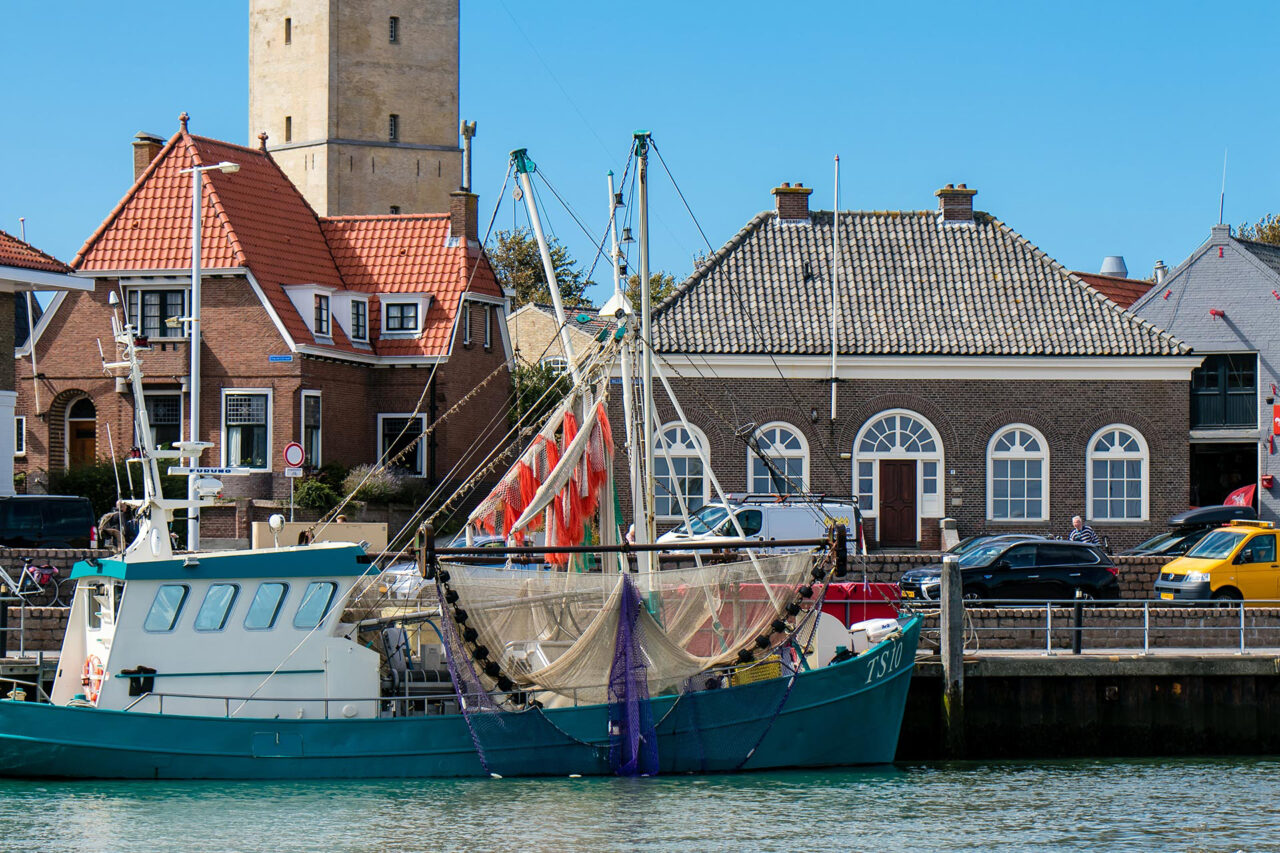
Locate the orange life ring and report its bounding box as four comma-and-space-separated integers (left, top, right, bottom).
82, 655, 105, 704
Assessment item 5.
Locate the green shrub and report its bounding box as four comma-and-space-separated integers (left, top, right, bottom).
315, 462, 349, 493
341, 464, 409, 504
294, 478, 341, 513
49, 461, 187, 520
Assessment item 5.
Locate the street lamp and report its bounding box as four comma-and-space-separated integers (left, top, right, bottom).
178, 160, 239, 551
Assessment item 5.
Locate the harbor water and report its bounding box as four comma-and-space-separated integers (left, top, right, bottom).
0, 757, 1275, 852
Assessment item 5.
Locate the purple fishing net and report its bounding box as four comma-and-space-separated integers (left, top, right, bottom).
607, 574, 659, 776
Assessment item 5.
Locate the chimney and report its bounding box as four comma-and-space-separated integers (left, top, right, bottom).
1153, 260, 1168, 284
132, 131, 164, 181
772, 182, 813, 222
935, 183, 977, 223
449, 190, 479, 243
1100, 256, 1128, 278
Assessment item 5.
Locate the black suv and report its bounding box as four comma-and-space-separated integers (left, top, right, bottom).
0, 496, 96, 549
899, 540, 1119, 602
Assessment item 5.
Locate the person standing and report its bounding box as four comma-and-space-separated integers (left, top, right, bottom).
1068, 515, 1100, 544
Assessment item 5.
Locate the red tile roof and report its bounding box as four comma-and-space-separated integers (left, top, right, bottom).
73, 126, 501, 359
1072, 272, 1154, 309
0, 229, 72, 274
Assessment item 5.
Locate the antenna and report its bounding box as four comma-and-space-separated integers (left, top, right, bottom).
1219, 147, 1228, 226
18, 217, 25, 242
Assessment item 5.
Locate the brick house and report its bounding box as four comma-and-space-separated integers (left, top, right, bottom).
17, 117, 511, 514
1130, 224, 1280, 518
640, 182, 1198, 549
507, 302, 612, 370
2, 231, 93, 495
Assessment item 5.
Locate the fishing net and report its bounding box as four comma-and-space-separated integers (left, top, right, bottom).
439, 552, 813, 704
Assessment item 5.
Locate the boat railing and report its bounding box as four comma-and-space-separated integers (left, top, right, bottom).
115, 688, 602, 719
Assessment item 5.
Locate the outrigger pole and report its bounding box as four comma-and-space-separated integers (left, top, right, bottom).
634, 131, 656, 585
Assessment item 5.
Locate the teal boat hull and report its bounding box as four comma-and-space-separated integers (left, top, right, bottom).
0, 618, 919, 779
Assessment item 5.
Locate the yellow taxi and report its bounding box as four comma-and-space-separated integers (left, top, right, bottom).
1152, 519, 1279, 602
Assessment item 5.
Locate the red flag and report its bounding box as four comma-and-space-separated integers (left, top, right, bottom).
1224, 484, 1257, 507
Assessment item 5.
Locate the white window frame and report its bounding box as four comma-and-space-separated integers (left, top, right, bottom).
349, 297, 369, 342
653, 422, 711, 521
1086, 423, 1149, 523
381, 297, 427, 338
483, 305, 492, 349
221, 388, 273, 472
746, 421, 809, 495
313, 294, 331, 337
986, 424, 1050, 522
851, 409, 945, 532
143, 392, 185, 450
377, 412, 427, 477
301, 390, 322, 468
462, 302, 472, 345
14, 416, 24, 457
540, 356, 569, 375
124, 285, 190, 339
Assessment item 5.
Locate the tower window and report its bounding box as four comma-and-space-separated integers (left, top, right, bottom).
285, 18, 292, 44
284, 116, 292, 143
389, 16, 399, 43
389, 205, 401, 215
389, 114, 400, 142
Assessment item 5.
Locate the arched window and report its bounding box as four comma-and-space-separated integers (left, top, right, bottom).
747, 422, 808, 494
1087, 425, 1148, 521
987, 425, 1049, 521
852, 410, 944, 525
653, 423, 709, 519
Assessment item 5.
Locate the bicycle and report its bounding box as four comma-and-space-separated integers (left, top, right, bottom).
0, 558, 74, 607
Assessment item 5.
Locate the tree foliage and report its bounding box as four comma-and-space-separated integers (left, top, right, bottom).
1238, 214, 1280, 246
625, 271, 678, 313
510, 360, 572, 428
488, 228, 590, 308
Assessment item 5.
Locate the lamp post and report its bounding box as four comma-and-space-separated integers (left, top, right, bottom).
178, 160, 239, 551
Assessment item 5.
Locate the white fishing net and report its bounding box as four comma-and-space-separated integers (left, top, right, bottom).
440, 552, 818, 704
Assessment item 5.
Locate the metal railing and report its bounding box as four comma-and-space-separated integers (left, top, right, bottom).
907, 597, 1280, 655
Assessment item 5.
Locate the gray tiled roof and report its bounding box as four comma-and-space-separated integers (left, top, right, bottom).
652, 211, 1187, 356
1238, 238, 1280, 279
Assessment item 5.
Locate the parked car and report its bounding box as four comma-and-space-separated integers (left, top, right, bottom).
1121, 505, 1258, 557
1152, 519, 1278, 602
657, 497, 857, 553
898, 539, 1119, 602
0, 495, 96, 549
946, 533, 1050, 556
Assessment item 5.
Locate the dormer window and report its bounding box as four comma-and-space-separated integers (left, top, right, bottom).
351, 299, 368, 341
314, 294, 331, 336
386, 302, 418, 333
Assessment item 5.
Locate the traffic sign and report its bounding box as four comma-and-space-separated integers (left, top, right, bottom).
285, 466, 304, 478
283, 442, 305, 468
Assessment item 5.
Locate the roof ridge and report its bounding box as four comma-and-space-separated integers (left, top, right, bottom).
188, 133, 278, 158
322, 213, 450, 223
987, 216, 1189, 355
654, 210, 772, 318
72, 130, 184, 268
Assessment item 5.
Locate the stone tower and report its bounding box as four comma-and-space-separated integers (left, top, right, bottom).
248, 0, 461, 215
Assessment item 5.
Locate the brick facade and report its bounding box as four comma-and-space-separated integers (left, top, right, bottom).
618, 375, 1189, 550
16, 276, 510, 500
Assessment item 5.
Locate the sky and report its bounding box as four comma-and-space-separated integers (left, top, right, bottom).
4, 2, 1280, 307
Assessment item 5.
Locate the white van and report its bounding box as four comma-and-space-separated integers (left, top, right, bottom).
656, 498, 859, 553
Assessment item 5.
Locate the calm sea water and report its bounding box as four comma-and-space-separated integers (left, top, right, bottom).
0, 757, 1273, 852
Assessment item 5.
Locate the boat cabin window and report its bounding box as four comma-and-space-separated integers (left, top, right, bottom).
245, 582, 289, 630
194, 584, 240, 632
143, 584, 190, 632
293, 582, 337, 629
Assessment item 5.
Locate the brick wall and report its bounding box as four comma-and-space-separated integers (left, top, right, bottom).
619, 376, 1189, 550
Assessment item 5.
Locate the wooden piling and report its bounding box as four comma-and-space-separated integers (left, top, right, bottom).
940, 554, 965, 757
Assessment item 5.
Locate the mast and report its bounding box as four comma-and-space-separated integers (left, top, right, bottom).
510, 148, 581, 384
633, 131, 656, 582
830, 154, 839, 421
604, 170, 642, 567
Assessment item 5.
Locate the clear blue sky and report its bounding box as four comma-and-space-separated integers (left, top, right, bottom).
4, 2, 1279, 306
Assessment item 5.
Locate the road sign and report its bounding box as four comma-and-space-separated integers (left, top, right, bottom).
283, 441, 305, 468
268, 354, 294, 363
285, 466, 304, 478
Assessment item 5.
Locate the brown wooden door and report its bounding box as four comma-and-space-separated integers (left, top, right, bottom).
69, 423, 96, 467
879, 460, 917, 547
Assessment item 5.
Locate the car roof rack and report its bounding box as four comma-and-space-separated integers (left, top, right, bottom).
734, 493, 856, 506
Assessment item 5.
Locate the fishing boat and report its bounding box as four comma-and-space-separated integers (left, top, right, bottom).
0, 135, 919, 779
